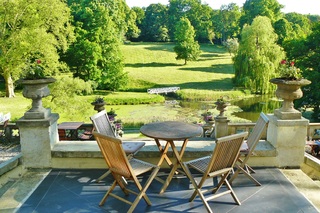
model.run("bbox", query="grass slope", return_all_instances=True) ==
[0,43,245,125]
[122,42,235,91]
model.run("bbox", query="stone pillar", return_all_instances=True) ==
[267,114,308,168]
[16,112,59,168]
[214,116,230,138]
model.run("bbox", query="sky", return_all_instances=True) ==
[125,0,320,15]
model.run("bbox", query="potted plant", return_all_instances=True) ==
[91,97,106,112]
[201,110,213,123]
[214,96,230,117]
[269,59,311,119]
[114,119,123,137]
[20,58,56,119]
[107,108,117,122]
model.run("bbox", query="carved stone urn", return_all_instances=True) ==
[91,102,106,112]
[269,78,311,119]
[214,102,230,117]
[21,77,56,119]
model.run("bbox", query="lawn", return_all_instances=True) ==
[0,42,246,125]
[122,42,235,92]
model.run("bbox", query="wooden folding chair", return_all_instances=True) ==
[93,132,159,213]
[229,112,269,186]
[91,110,145,182]
[183,132,248,213]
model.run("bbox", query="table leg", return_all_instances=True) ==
[155,138,173,167]
[159,139,189,194]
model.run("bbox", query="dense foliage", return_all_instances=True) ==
[63,0,128,91]
[289,22,320,119]
[233,16,285,94]
[0,0,74,97]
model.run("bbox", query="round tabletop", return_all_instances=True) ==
[140,121,203,141]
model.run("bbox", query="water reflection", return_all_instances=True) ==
[231,95,281,121]
[179,95,281,122]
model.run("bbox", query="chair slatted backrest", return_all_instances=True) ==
[207,132,248,174]
[94,132,132,178]
[90,110,116,137]
[246,112,269,152]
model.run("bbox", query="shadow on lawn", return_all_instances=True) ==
[125,62,180,68]
[179,64,234,74]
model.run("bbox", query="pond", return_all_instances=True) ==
[113,95,282,127]
[180,95,281,122]
[231,95,281,122]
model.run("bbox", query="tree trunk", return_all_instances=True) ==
[5,74,15,98]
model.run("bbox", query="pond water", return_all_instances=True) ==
[231,95,281,122]
[114,95,282,126]
[179,95,281,122]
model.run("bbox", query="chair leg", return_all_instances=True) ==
[198,188,213,213]
[240,166,261,186]
[224,178,241,205]
[128,167,160,213]
[245,164,256,173]
[238,157,256,173]
[183,164,207,202]
[229,166,240,184]
[100,180,117,206]
[229,164,261,186]
[96,170,111,183]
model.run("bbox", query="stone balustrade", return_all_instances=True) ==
[6,114,320,170]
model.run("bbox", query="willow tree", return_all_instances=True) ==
[0,0,74,97]
[233,16,285,94]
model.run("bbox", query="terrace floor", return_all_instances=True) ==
[1,167,320,212]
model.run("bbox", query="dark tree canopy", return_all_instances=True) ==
[289,22,320,119]
[141,4,169,42]
[64,0,128,91]
[240,0,283,27]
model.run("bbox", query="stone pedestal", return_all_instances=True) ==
[16,113,59,168]
[267,114,308,168]
[202,121,214,137]
[214,116,230,138]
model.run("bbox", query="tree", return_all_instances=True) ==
[240,0,283,27]
[129,7,145,41]
[0,0,74,97]
[288,22,320,120]
[273,18,294,45]
[44,76,93,121]
[233,16,285,94]
[65,0,128,91]
[140,4,169,42]
[125,7,141,41]
[224,38,239,55]
[168,0,213,42]
[285,13,312,39]
[185,3,213,42]
[173,17,201,65]
[218,3,242,42]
